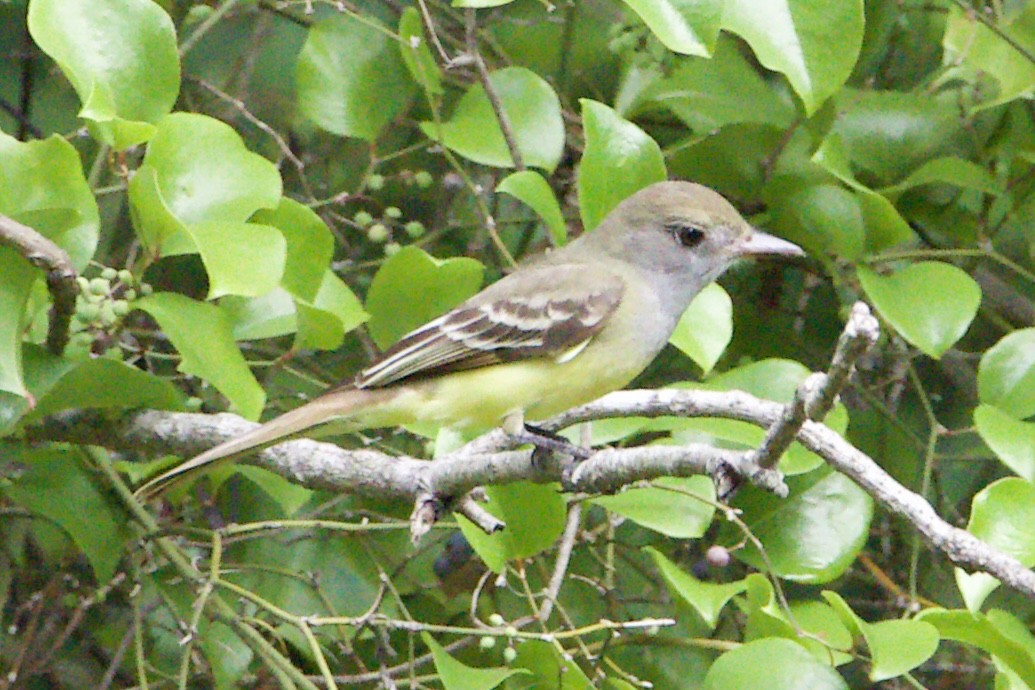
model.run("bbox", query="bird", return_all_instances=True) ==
[135,181,803,498]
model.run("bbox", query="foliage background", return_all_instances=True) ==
[3,0,1035,688]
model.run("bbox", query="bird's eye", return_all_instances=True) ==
[668,222,706,248]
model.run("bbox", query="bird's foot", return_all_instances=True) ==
[509,425,592,492]
[516,424,591,464]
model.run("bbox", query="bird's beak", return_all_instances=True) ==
[738,228,805,258]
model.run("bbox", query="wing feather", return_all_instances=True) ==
[354,265,624,389]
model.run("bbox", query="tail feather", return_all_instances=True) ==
[135,387,384,499]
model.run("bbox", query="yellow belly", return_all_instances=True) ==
[351,341,650,431]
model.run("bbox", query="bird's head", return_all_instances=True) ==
[590,181,803,286]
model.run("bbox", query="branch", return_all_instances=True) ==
[0,213,78,356]
[23,382,1035,599]
[751,301,880,472]
[551,389,1035,599]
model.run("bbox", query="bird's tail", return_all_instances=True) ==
[134,386,388,500]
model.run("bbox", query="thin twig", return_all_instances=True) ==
[951,0,1035,67]
[190,77,305,171]
[416,0,453,65]
[538,501,581,624]
[180,0,242,56]
[0,213,78,356]
[464,9,525,171]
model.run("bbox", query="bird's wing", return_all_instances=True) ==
[354,264,624,389]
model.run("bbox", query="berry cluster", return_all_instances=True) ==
[353,206,427,257]
[69,266,152,356]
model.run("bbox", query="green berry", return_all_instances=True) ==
[384,241,402,256]
[123,288,137,302]
[76,302,100,322]
[503,647,517,664]
[101,267,117,280]
[479,636,497,650]
[140,283,154,296]
[117,269,134,285]
[414,170,433,188]
[367,173,385,191]
[488,613,505,626]
[504,625,518,638]
[98,303,117,327]
[384,206,402,220]
[367,223,390,243]
[76,276,90,293]
[89,277,110,296]
[404,220,425,238]
[185,396,204,412]
[353,210,374,227]
[184,5,214,26]
[112,299,131,317]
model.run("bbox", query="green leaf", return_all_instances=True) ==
[920,608,1035,689]
[728,467,872,583]
[511,640,594,690]
[0,133,99,397]
[253,198,334,303]
[593,476,715,538]
[423,633,528,690]
[857,263,981,359]
[364,245,483,349]
[223,271,369,352]
[4,449,133,581]
[129,113,282,256]
[812,134,915,250]
[136,292,265,420]
[297,14,415,141]
[669,283,732,373]
[975,404,1035,482]
[298,270,369,350]
[744,597,853,666]
[399,7,443,96]
[619,37,796,131]
[420,67,564,171]
[765,180,866,260]
[577,99,666,230]
[822,591,939,681]
[944,4,1035,108]
[646,547,746,628]
[829,90,962,183]
[222,290,297,342]
[199,622,252,690]
[190,221,286,299]
[620,0,723,56]
[882,157,1003,198]
[222,198,364,349]
[978,328,1035,419]
[231,525,382,619]
[0,254,37,398]
[27,0,179,149]
[457,482,566,573]
[956,478,1035,610]
[21,348,183,422]
[0,133,99,268]
[722,0,863,115]
[497,170,566,245]
[704,638,848,690]
[234,466,314,517]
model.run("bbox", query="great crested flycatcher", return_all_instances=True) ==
[136,181,803,498]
